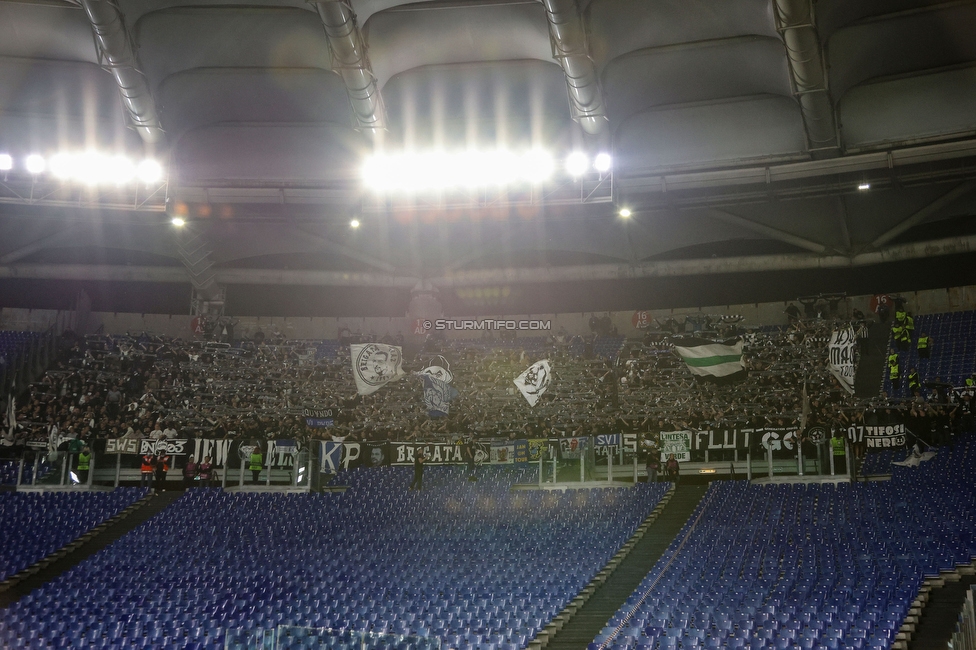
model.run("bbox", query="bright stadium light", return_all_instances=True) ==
[362,149,556,193]
[520,149,555,185]
[137,159,163,184]
[171,217,186,227]
[49,152,159,185]
[594,152,612,173]
[565,151,589,177]
[350,219,360,228]
[858,182,871,191]
[25,154,45,174]
[0,154,12,171]
[619,208,632,218]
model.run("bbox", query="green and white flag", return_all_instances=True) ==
[672,338,745,379]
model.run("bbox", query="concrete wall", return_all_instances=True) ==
[3,284,976,340]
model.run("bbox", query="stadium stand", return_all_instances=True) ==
[0,467,669,650]
[590,434,976,650]
[883,310,976,399]
[0,488,147,582]
[1,317,857,449]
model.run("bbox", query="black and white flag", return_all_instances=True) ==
[514,360,551,407]
[827,327,856,394]
[350,343,405,395]
[417,356,454,384]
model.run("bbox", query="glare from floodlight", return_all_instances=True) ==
[521,149,555,185]
[171,217,185,227]
[619,208,632,218]
[25,154,45,174]
[137,159,163,184]
[594,153,612,173]
[0,154,12,171]
[362,148,556,193]
[350,219,360,228]
[858,182,871,191]
[565,151,589,177]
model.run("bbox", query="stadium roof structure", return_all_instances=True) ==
[1,0,976,315]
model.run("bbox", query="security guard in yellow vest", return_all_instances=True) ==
[888,351,900,389]
[830,433,847,474]
[77,446,91,485]
[249,448,263,485]
[892,324,910,350]
[907,368,921,394]
[916,333,932,359]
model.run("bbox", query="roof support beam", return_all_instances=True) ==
[6,234,976,286]
[870,180,976,249]
[541,0,607,136]
[700,208,828,254]
[773,0,838,151]
[0,225,79,265]
[310,0,387,135]
[430,233,976,286]
[79,0,165,145]
[0,264,418,287]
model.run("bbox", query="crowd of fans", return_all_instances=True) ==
[0,304,971,459]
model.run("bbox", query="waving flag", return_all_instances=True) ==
[514,360,552,407]
[350,343,405,395]
[418,356,454,384]
[673,338,745,380]
[5,395,14,437]
[421,375,459,417]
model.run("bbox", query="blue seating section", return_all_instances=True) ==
[0,488,147,583]
[591,437,976,650]
[882,310,976,397]
[0,331,41,363]
[0,467,669,650]
[0,460,54,486]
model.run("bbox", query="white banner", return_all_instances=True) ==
[350,343,405,395]
[514,360,552,407]
[828,327,856,394]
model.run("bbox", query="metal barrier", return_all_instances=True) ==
[224,625,442,650]
[949,586,976,650]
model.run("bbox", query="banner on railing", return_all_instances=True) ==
[527,439,549,462]
[595,434,621,448]
[845,423,907,448]
[141,439,190,455]
[660,431,692,462]
[490,442,515,464]
[105,438,140,454]
[319,441,491,472]
[558,437,587,459]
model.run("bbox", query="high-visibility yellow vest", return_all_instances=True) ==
[917,336,930,350]
[248,452,263,471]
[77,452,91,471]
[831,437,846,456]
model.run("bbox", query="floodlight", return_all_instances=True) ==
[857,182,870,191]
[521,149,555,184]
[25,154,45,174]
[137,159,163,184]
[565,151,589,177]
[350,219,360,228]
[171,217,186,227]
[619,208,632,218]
[0,154,12,171]
[594,153,612,173]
